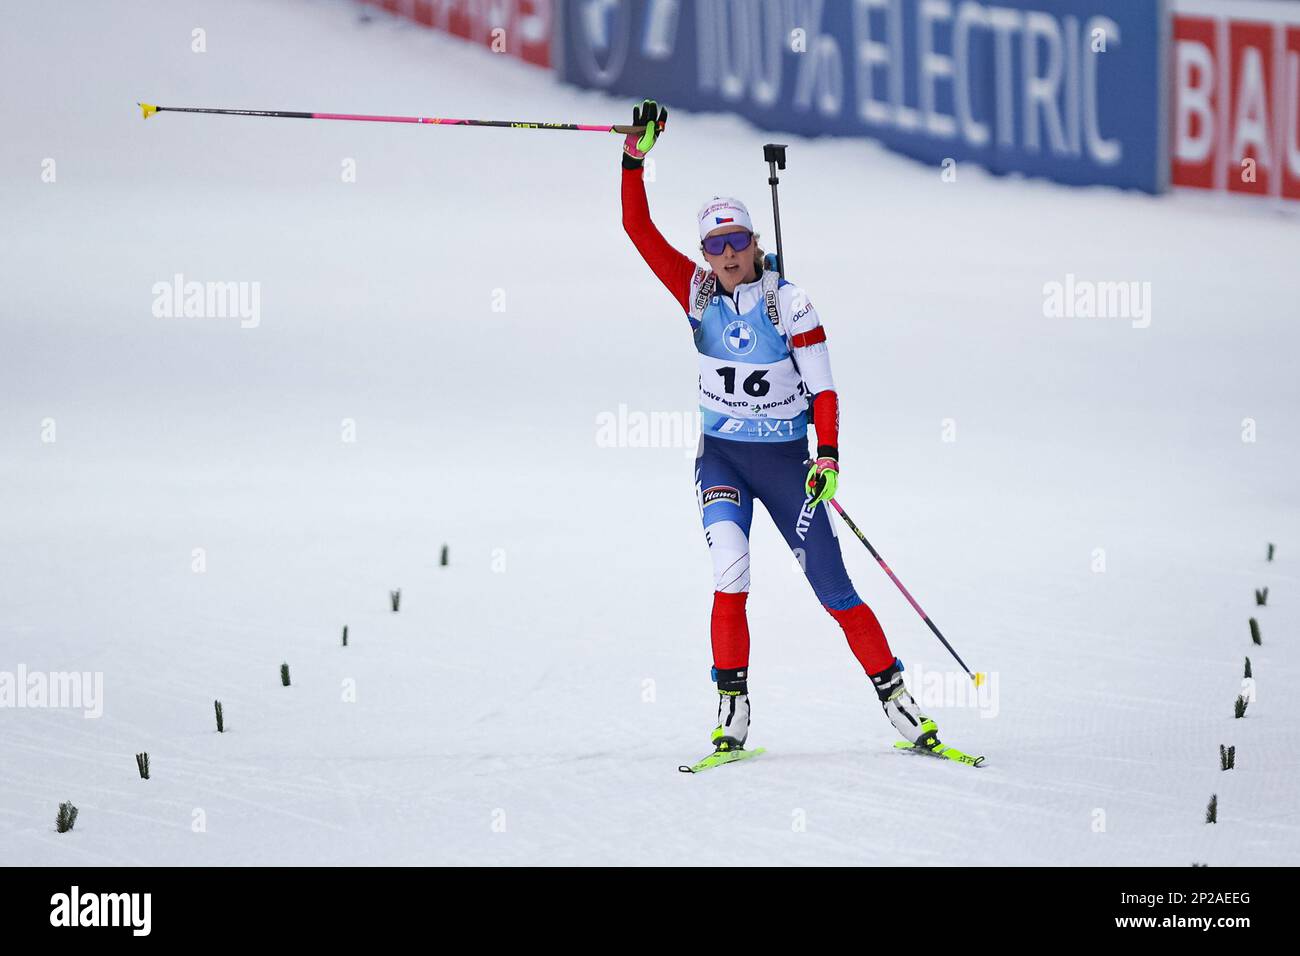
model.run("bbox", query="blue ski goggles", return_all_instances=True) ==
[701,230,754,256]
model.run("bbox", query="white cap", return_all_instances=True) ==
[697,196,753,240]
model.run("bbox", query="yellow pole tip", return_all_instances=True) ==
[139,102,158,120]
[973,672,986,687]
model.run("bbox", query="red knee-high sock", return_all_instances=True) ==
[827,603,895,675]
[711,591,750,669]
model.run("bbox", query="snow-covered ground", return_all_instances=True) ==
[2,0,1297,866]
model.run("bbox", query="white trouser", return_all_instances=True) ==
[706,520,750,593]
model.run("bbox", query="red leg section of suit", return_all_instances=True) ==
[711,591,750,669]
[827,602,895,675]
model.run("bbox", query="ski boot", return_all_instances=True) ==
[870,658,940,749]
[679,666,770,773]
[712,690,751,752]
[711,667,751,752]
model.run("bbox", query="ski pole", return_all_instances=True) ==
[828,498,984,685]
[137,102,652,135]
[762,144,788,279]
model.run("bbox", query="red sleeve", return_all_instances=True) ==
[812,390,839,456]
[622,165,698,312]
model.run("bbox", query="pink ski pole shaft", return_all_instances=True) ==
[137,102,651,135]
[828,498,980,682]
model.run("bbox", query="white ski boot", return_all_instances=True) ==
[711,690,751,752]
[870,659,940,747]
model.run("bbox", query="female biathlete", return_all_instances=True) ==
[620,99,941,762]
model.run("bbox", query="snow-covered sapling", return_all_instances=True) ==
[1219,745,1235,771]
[56,801,78,833]
[1205,794,1217,824]
[390,588,401,612]
[342,625,348,647]
[1267,543,1275,561]
[281,663,291,687]
[1254,587,1268,606]
[1234,696,1248,719]
[214,699,224,733]
[1249,618,1261,645]
[440,544,449,567]
[1244,657,1252,679]
[136,752,150,780]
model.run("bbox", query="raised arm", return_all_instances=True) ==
[619,99,696,312]
[622,167,698,312]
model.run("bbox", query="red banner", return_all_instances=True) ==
[367,0,553,69]
[1171,2,1300,201]
[1286,26,1300,200]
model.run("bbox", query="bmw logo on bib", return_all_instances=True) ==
[723,320,756,356]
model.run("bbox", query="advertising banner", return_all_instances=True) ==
[367,0,554,68]
[1171,0,1300,200]
[560,0,1166,191]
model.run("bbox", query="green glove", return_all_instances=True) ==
[805,456,839,505]
[622,99,667,168]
